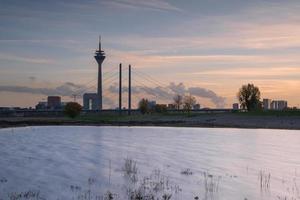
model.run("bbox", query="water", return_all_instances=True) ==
[0,126,299,200]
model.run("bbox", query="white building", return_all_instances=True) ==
[270,101,277,110]
[277,100,288,110]
[263,99,272,110]
[270,100,288,110]
[263,98,288,111]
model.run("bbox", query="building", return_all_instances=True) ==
[35,102,47,110]
[167,104,176,110]
[60,102,69,107]
[83,93,99,110]
[83,37,106,111]
[277,100,288,110]
[94,36,106,110]
[263,98,288,111]
[0,107,11,111]
[270,101,277,110]
[263,99,272,110]
[148,101,156,109]
[47,96,61,110]
[270,100,288,110]
[155,104,167,112]
[193,104,201,110]
[232,103,239,110]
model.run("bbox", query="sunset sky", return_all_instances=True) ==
[0,0,300,108]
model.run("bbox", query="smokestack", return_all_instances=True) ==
[128,64,131,115]
[119,63,122,114]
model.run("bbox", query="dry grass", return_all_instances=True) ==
[258,170,271,190]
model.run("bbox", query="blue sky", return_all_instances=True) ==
[0,0,300,108]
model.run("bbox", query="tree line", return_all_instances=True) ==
[138,94,198,114]
[62,83,276,118]
[138,83,268,114]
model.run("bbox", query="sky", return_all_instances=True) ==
[0,0,300,108]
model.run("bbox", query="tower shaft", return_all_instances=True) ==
[119,63,122,114]
[97,62,102,110]
[128,65,131,115]
[94,36,105,110]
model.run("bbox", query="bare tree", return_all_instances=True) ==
[64,102,82,118]
[138,98,149,114]
[237,83,261,111]
[173,94,183,110]
[183,94,196,112]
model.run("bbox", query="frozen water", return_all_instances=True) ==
[0,126,299,200]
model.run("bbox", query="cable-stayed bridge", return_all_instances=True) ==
[71,65,182,110]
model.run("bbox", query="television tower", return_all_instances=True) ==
[94,36,106,110]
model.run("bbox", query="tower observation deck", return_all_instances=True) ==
[94,36,106,110]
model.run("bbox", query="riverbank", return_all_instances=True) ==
[1,112,300,130]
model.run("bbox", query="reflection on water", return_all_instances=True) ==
[0,126,299,200]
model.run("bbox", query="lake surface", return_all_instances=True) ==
[0,126,299,200]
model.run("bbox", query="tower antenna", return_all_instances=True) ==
[99,35,101,51]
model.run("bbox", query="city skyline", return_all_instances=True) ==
[0,0,300,108]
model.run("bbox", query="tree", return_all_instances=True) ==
[154,104,167,113]
[237,83,261,111]
[173,94,183,110]
[64,102,82,118]
[138,98,149,114]
[183,94,197,112]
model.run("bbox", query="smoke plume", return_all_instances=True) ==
[0,82,92,97]
[108,82,226,108]
[0,82,226,108]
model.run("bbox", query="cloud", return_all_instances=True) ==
[103,96,116,108]
[28,76,37,82]
[0,82,93,97]
[169,82,226,108]
[0,81,123,108]
[108,47,300,71]
[0,53,54,64]
[187,66,300,80]
[107,82,226,108]
[109,26,300,57]
[0,39,88,54]
[188,87,226,108]
[102,0,181,12]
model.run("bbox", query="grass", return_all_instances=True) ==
[7,190,41,200]
[180,168,193,175]
[202,172,221,198]
[76,113,183,123]
[2,109,300,129]
[258,170,271,190]
[2,158,299,200]
[121,159,182,200]
[122,158,138,183]
[76,112,216,123]
[67,158,182,200]
[233,110,300,117]
[77,110,300,123]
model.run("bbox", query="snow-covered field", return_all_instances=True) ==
[0,126,299,200]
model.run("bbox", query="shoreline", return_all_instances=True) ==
[1,113,300,130]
